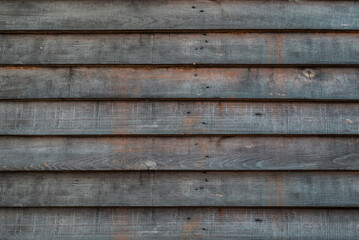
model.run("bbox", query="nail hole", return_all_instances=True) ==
[255,113,263,116]
[202,122,207,124]
[192,6,196,9]
[255,219,262,222]
[200,10,204,12]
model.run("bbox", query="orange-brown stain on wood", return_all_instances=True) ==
[181,68,200,82]
[276,35,284,64]
[268,173,274,206]
[110,70,128,96]
[112,210,129,240]
[267,35,274,64]
[109,138,130,169]
[277,173,285,206]
[111,104,129,135]
[275,68,287,97]
[183,110,201,133]
[217,208,224,224]
[218,102,224,118]
[182,216,201,240]
[267,34,284,64]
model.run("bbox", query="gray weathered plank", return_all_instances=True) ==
[1,67,359,100]
[1,136,359,171]
[1,172,358,207]
[1,101,359,135]
[1,33,358,65]
[1,0,358,31]
[1,207,359,240]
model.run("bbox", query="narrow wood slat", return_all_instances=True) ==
[1,0,358,31]
[1,67,359,100]
[1,172,358,207]
[2,208,359,240]
[1,136,359,171]
[1,101,359,135]
[1,33,358,65]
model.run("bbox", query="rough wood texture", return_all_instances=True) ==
[1,136,359,171]
[1,101,359,135]
[1,0,358,31]
[1,33,358,65]
[1,172,358,207]
[1,67,359,100]
[2,208,359,240]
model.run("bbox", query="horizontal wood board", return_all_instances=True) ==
[1,67,359,100]
[1,1,359,239]
[1,208,359,240]
[1,136,359,171]
[1,171,359,207]
[1,33,358,65]
[1,101,359,135]
[1,0,359,31]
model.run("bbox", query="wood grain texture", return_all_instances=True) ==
[1,136,359,171]
[1,67,359,100]
[1,33,358,65]
[1,0,358,31]
[1,172,359,207]
[2,208,359,240]
[1,101,359,135]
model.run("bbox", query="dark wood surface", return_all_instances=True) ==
[2,207,359,240]
[1,33,358,65]
[1,171,358,207]
[1,67,359,100]
[1,0,358,31]
[1,136,359,171]
[1,101,359,135]
[1,0,358,238]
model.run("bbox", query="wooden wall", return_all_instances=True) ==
[0,0,359,239]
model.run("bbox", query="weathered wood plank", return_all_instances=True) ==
[1,67,359,100]
[1,208,359,240]
[1,136,359,171]
[1,101,359,135]
[1,172,358,207]
[1,0,358,31]
[1,33,358,65]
